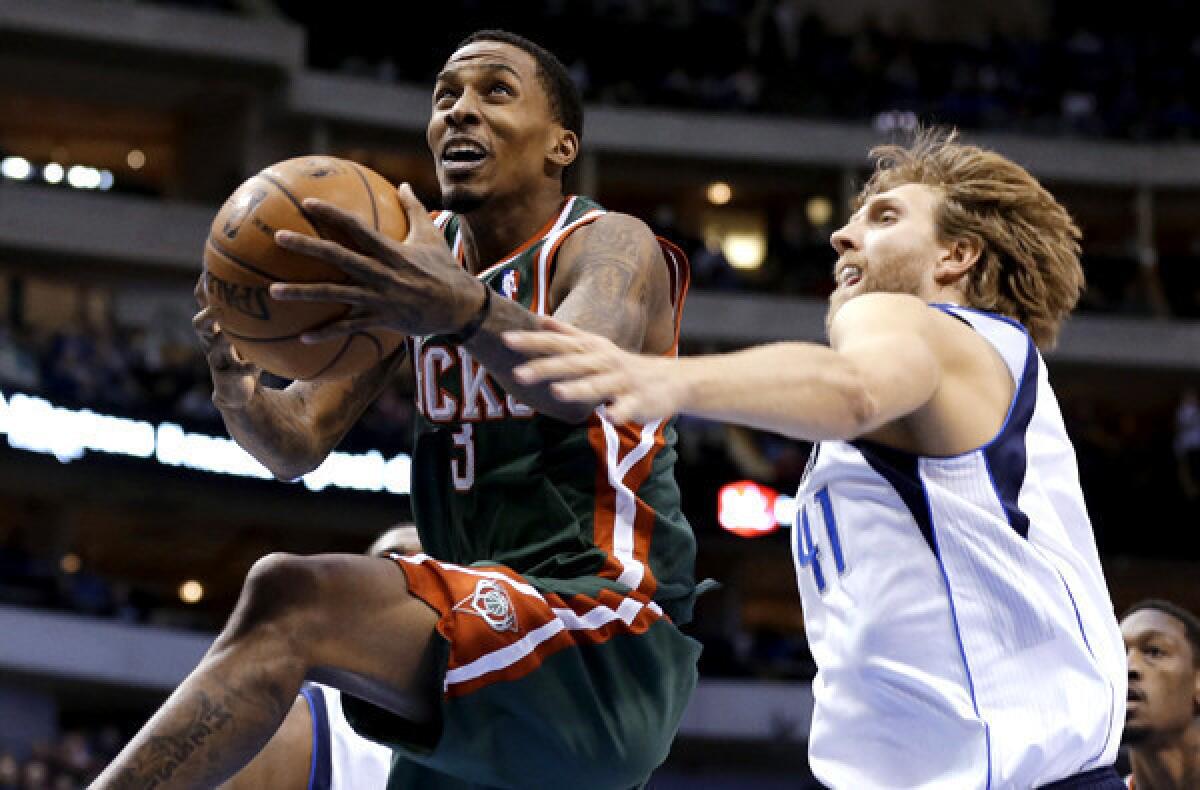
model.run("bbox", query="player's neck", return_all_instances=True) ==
[458,188,567,274]
[1130,726,1200,790]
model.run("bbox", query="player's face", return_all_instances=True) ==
[1121,609,1200,745]
[428,41,562,213]
[826,183,944,329]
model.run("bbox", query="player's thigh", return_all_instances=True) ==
[218,693,311,790]
[242,553,441,706]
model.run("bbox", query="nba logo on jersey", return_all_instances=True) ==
[454,579,519,632]
[500,269,520,300]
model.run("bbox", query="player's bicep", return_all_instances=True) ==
[829,294,943,429]
[549,214,668,352]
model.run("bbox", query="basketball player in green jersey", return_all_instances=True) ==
[95,30,700,790]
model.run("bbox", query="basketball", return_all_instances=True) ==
[202,156,408,381]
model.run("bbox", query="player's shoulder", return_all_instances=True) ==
[830,294,998,366]
[556,210,664,273]
[829,293,941,342]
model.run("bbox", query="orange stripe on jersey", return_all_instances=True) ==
[587,414,621,571]
[586,413,669,597]
[621,419,669,598]
[390,555,663,698]
[656,237,691,356]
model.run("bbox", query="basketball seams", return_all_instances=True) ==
[308,334,356,380]
[258,172,320,234]
[346,162,381,231]
[206,238,278,282]
[207,156,398,381]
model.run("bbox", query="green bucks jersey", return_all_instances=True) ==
[408,196,699,622]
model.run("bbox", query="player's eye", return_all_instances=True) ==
[1145,645,1166,658]
[490,82,514,96]
[435,88,458,104]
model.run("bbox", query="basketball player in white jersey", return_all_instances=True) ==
[220,527,421,790]
[1120,599,1200,789]
[507,128,1128,788]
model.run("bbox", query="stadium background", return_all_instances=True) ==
[0,0,1198,786]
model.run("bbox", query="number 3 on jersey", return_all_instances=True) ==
[793,487,846,594]
[451,424,474,491]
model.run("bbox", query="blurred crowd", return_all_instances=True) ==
[136,0,1200,142]
[0,728,125,790]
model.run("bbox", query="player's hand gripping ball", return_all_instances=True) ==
[202,156,408,380]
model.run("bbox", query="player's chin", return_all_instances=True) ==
[441,183,489,215]
[1119,720,1152,746]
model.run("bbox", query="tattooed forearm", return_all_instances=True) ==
[109,691,235,790]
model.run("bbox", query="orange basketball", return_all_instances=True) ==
[202,156,408,381]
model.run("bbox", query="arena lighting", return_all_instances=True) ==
[717,480,799,536]
[179,580,204,604]
[43,162,64,184]
[806,195,834,227]
[0,157,33,180]
[127,149,146,170]
[0,389,412,495]
[722,231,766,270]
[719,481,781,537]
[60,553,82,574]
[706,181,733,205]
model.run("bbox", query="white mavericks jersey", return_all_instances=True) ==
[300,683,392,790]
[792,305,1125,789]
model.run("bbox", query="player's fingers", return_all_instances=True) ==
[302,198,394,259]
[513,351,609,384]
[194,275,209,307]
[503,329,588,358]
[274,229,386,285]
[299,318,383,344]
[605,394,652,425]
[537,315,596,339]
[192,307,221,346]
[396,183,439,243]
[269,282,368,304]
[207,343,257,375]
[549,370,629,404]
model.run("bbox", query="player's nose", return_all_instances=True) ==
[446,88,482,127]
[830,221,858,255]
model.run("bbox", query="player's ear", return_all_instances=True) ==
[547,128,579,170]
[934,234,983,286]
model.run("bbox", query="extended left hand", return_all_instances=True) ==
[506,317,687,424]
[270,183,485,341]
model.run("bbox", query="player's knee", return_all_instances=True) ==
[226,552,329,645]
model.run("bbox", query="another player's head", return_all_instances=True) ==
[428,30,582,214]
[1120,599,1200,746]
[829,127,1084,349]
[367,523,422,558]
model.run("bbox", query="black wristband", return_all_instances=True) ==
[446,281,492,345]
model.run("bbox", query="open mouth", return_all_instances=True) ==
[836,264,863,289]
[440,139,489,175]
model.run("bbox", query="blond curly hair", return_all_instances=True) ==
[856,128,1084,349]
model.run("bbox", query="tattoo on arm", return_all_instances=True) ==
[553,216,662,351]
[110,691,235,790]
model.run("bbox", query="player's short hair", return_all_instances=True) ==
[458,29,584,148]
[856,127,1084,350]
[1123,598,1200,668]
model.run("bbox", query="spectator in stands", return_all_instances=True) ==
[1175,388,1200,500]
[1121,599,1200,789]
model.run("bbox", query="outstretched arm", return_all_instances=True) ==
[507,293,943,440]
[271,188,671,423]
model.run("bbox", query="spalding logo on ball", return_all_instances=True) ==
[203,156,408,381]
